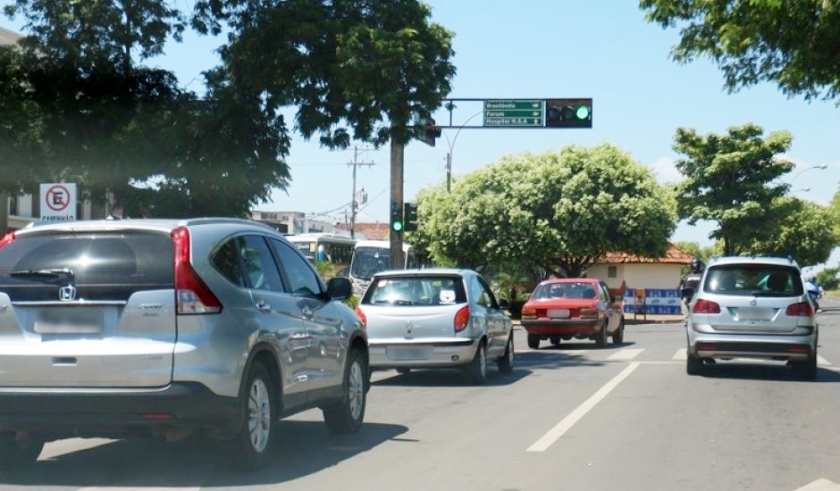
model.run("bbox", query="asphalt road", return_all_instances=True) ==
[2,298,840,491]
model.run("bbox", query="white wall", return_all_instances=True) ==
[589,263,683,290]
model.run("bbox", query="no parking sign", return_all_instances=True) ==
[39,183,77,222]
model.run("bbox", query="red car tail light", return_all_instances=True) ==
[786,302,814,317]
[520,306,536,320]
[693,299,721,314]
[454,306,470,332]
[172,226,222,315]
[355,307,367,328]
[0,231,15,250]
[579,308,598,319]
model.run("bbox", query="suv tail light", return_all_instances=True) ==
[693,299,721,314]
[786,302,814,317]
[355,307,367,328]
[454,306,470,332]
[0,231,15,250]
[172,226,222,314]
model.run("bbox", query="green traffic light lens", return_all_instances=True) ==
[575,105,590,120]
[393,222,403,232]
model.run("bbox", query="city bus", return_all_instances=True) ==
[286,233,356,279]
[349,240,418,298]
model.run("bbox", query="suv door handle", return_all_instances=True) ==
[301,307,314,319]
[255,300,271,312]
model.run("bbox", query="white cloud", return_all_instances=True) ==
[649,157,682,185]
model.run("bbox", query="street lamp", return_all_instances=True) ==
[443,110,484,192]
[789,163,828,186]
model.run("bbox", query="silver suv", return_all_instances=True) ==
[0,218,369,469]
[684,256,818,380]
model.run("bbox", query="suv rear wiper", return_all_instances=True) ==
[10,268,75,282]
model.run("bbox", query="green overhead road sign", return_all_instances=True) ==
[483,99,544,127]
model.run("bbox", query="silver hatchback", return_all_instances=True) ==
[0,218,368,469]
[684,256,818,379]
[355,268,514,384]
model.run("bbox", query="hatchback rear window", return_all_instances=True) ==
[362,276,467,306]
[703,265,803,297]
[0,231,174,301]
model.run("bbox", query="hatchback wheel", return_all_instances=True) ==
[595,322,609,348]
[323,348,367,433]
[231,362,275,470]
[496,336,515,374]
[527,334,540,350]
[467,340,488,384]
[0,433,43,471]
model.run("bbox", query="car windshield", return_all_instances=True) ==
[362,276,466,306]
[703,265,804,296]
[532,282,598,300]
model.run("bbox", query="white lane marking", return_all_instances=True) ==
[39,438,115,461]
[672,348,687,360]
[607,348,644,361]
[794,478,840,491]
[817,355,832,366]
[527,362,641,452]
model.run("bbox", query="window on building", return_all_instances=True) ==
[607,266,617,278]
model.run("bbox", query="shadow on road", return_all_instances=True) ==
[695,363,840,383]
[0,421,407,487]
[372,364,530,387]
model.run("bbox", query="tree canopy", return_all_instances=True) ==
[1,0,455,217]
[412,144,677,279]
[640,0,840,102]
[672,124,793,255]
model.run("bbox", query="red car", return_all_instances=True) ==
[521,278,625,349]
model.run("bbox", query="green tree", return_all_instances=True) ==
[742,197,837,268]
[414,144,677,278]
[815,266,840,292]
[640,0,840,102]
[192,0,456,147]
[672,124,793,255]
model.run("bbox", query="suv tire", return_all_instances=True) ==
[686,351,703,376]
[231,362,276,470]
[323,348,367,434]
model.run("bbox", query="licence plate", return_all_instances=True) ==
[35,308,104,334]
[387,345,431,361]
[547,309,570,319]
[737,307,772,321]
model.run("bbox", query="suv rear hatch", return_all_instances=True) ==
[0,229,177,388]
[694,264,811,334]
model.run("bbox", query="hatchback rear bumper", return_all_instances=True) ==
[368,339,478,368]
[0,382,240,437]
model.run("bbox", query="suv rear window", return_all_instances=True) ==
[703,264,803,297]
[362,275,467,306]
[0,231,174,302]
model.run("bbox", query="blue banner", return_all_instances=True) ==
[623,288,681,315]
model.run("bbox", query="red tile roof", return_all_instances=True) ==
[598,244,694,265]
[335,222,390,240]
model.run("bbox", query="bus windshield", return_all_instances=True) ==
[350,247,391,281]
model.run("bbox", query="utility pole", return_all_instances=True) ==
[389,141,405,270]
[347,146,374,239]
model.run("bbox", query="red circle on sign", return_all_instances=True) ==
[45,185,70,212]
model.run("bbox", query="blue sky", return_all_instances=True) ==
[3,0,839,271]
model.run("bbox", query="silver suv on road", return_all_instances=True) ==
[684,256,818,380]
[0,218,369,470]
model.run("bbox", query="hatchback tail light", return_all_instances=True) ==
[355,307,367,329]
[172,226,222,314]
[0,231,15,250]
[692,299,721,314]
[786,302,814,317]
[454,306,470,332]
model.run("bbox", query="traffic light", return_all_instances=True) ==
[404,202,418,232]
[417,118,441,147]
[545,98,592,128]
[390,201,404,234]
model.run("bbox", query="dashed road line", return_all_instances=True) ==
[607,348,645,361]
[672,348,687,360]
[527,362,641,452]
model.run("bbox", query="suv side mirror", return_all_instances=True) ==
[327,277,352,301]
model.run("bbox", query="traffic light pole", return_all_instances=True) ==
[389,141,405,270]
